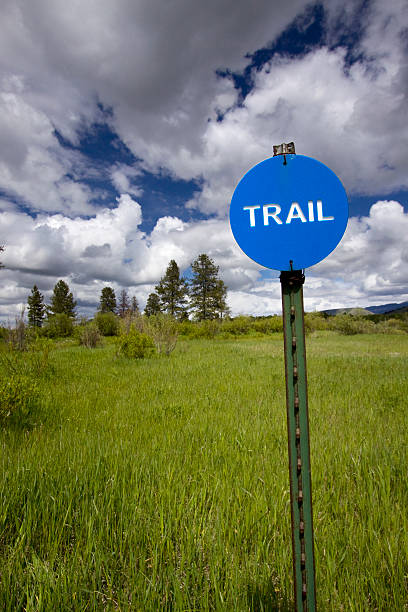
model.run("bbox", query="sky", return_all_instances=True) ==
[0,0,408,321]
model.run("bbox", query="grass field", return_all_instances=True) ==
[0,332,407,610]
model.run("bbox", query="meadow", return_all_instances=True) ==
[0,332,407,610]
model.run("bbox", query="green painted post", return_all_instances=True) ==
[280,269,316,611]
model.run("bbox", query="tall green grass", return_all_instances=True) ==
[0,332,407,610]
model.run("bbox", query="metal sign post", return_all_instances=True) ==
[229,141,349,612]
[280,267,316,611]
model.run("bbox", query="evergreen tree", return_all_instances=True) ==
[214,279,230,319]
[27,285,46,327]
[130,296,139,314]
[144,292,161,316]
[155,259,188,318]
[99,287,117,313]
[117,289,130,318]
[189,254,228,320]
[49,280,76,318]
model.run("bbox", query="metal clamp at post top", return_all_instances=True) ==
[273,141,296,166]
[280,269,305,287]
[273,142,296,156]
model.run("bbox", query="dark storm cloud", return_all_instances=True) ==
[82,243,112,258]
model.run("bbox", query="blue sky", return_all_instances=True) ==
[0,0,407,319]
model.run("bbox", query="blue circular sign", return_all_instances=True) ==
[229,154,348,271]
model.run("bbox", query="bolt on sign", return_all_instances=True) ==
[229,144,349,612]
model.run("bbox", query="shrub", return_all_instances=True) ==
[178,320,220,339]
[117,328,155,359]
[6,309,29,350]
[178,316,284,339]
[375,319,407,334]
[329,315,376,335]
[78,323,102,348]
[253,316,283,334]
[201,320,221,338]
[0,337,53,380]
[146,314,179,355]
[26,337,54,377]
[178,320,196,337]
[220,316,253,336]
[196,320,221,339]
[120,312,146,335]
[43,314,74,338]
[0,336,52,427]
[304,313,329,334]
[0,374,40,425]
[94,312,119,336]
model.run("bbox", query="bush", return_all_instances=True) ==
[0,335,52,427]
[179,315,283,339]
[178,320,220,339]
[26,337,54,377]
[43,314,74,338]
[304,313,329,334]
[77,323,102,348]
[220,316,253,336]
[0,374,40,425]
[178,320,196,337]
[146,314,179,355]
[119,312,146,335]
[199,320,221,339]
[329,315,376,335]
[6,309,29,350]
[117,328,155,359]
[375,319,407,334]
[253,316,283,334]
[94,312,119,336]
[0,337,53,380]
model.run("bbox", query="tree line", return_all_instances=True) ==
[145,254,228,320]
[26,253,229,327]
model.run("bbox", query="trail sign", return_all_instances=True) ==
[229,146,349,611]
[229,154,348,270]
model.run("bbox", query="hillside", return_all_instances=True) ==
[323,301,408,316]
[322,307,371,316]
[366,301,408,314]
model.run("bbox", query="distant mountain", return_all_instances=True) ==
[365,301,408,314]
[323,307,371,316]
[386,304,408,314]
[322,301,408,316]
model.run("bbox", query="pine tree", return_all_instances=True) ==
[189,254,228,320]
[117,289,130,318]
[27,285,46,327]
[130,296,139,314]
[214,279,230,319]
[156,260,188,319]
[49,280,76,318]
[99,287,117,313]
[144,292,161,317]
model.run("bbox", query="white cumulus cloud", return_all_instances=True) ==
[1,198,408,321]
